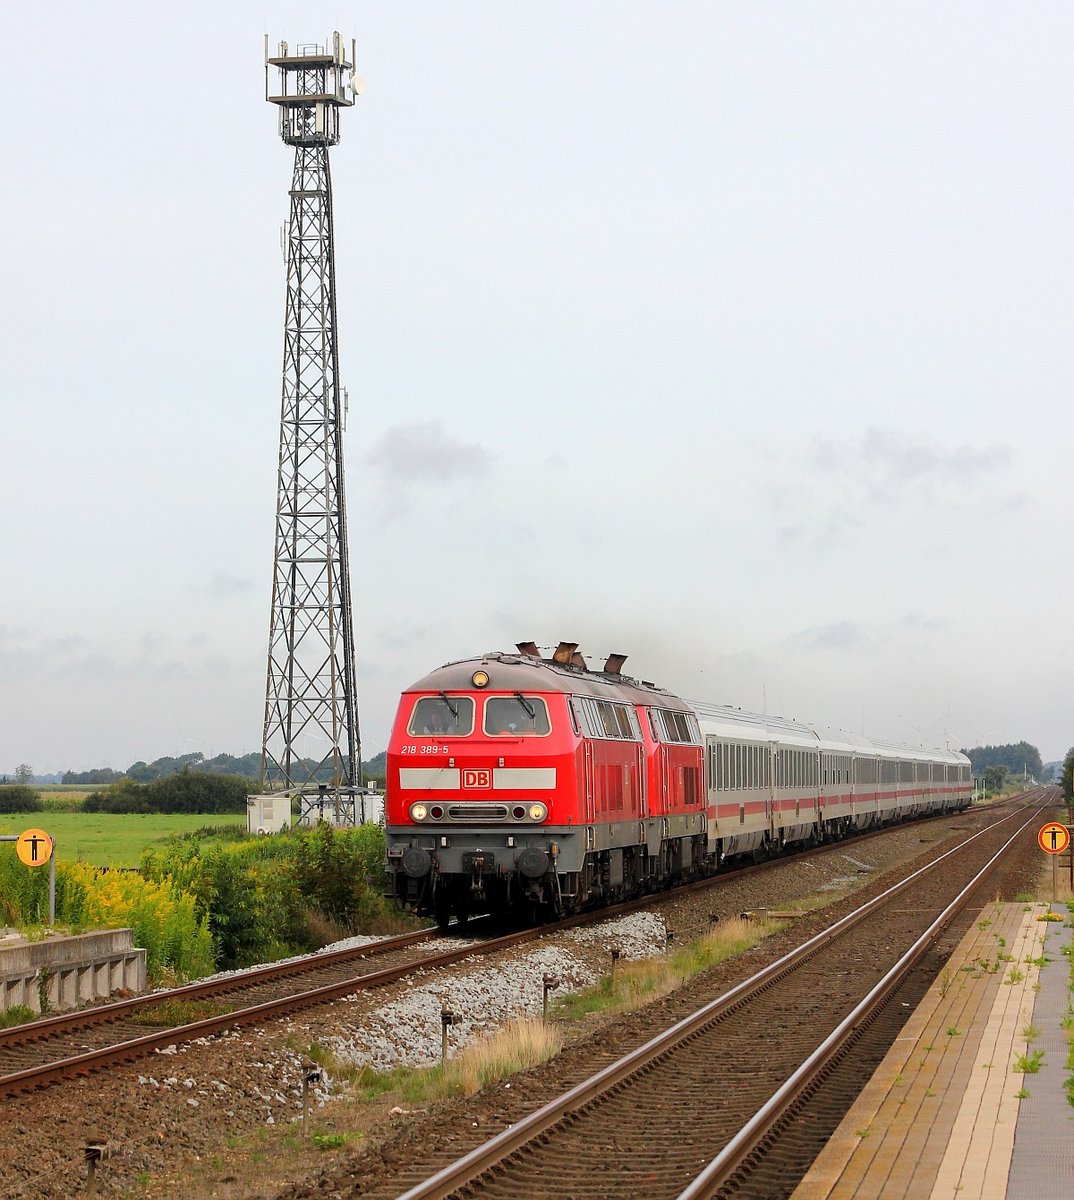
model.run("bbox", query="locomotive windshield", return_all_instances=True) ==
[408,695,475,736]
[484,694,550,736]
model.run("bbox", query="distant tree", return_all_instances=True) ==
[84,769,253,814]
[14,764,33,785]
[0,785,42,813]
[362,750,387,787]
[126,751,208,782]
[962,742,1043,781]
[62,767,124,785]
[1062,748,1074,807]
[199,752,261,779]
[982,765,1009,793]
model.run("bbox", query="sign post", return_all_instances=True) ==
[3,829,56,925]
[1038,822,1071,903]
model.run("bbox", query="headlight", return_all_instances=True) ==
[410,803,428,821]
[529,802,547,822]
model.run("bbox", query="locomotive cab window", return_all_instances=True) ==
[649,709,702,744]
[408,695,475,737]
[485,695,551,736]
[572,697,641,741]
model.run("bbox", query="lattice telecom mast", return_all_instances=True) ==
[261,33,363,824]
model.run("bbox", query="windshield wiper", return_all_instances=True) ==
[439,691,459,723]
[514,691,536,720]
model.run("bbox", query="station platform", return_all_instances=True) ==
[791,900,1074,1200]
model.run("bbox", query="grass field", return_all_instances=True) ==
[0,812,246,867]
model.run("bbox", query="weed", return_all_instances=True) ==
[0,1005,36,1029]
[938,968,953,998]
[1005,967,1026,986]
[924,1088,936,1097]
[1013,1050,1045,1074]
[345,1016,564,1108]
[130,998,231,1027]
[946,1027,962,1038]
[311,1133,349,1151]
[998,952,1014,963]
[1015,1088,1029,1099]
[1024,956,1050,968]
[978,920,992,930]
[555,917,770,1022]
[1022,1023,1040,1043]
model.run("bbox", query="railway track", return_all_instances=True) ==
[0,796,1020,1101]
[383,797,1048,1200]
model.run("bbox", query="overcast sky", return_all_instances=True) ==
[2,2,1071,776]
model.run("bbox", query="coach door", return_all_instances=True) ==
[766,743,775,823]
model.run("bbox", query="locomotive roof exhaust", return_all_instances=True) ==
[552,641,578,665]
[515,641,626,674]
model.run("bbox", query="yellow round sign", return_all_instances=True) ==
[15,828,53,867]
[1037,822,1070,855]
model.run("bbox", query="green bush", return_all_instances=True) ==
[0,785,43,813]
[142,823,402,970]
[84,770,252,815]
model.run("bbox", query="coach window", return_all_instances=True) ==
[409,695,475,737]
[485,695,551,736]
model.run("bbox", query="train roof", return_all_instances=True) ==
[402,651,691,709]
[404,649,968,765]
[689,699,967,764]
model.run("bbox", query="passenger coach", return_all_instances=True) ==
[384,643,971,926]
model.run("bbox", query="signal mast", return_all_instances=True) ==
[260,33,364,825]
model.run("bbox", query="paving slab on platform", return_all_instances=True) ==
[791,901,1055,1200]
[1005,903,1074,1200]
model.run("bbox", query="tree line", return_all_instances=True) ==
[61,749,387,787]
[959,741,1043,781]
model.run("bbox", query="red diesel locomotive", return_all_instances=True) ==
[384,642,971,926]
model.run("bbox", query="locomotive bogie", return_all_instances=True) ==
[384,650,972,925]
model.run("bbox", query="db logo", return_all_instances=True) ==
[463,769,491,789]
